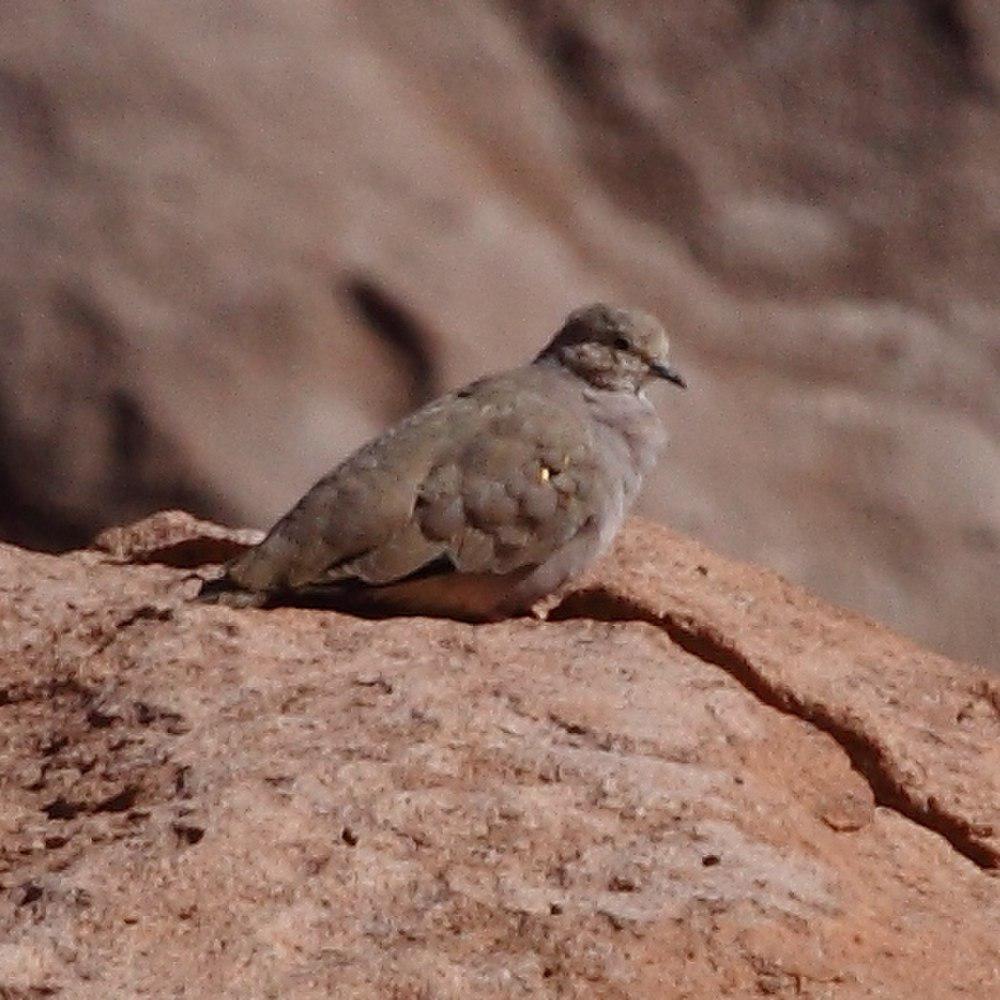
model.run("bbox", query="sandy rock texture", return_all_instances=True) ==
[0,512,997,998]
[1,1,998,668]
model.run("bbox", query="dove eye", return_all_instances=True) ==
[613,336,630,351]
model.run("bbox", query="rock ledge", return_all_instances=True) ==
[0,512,997,998]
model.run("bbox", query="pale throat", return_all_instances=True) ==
[583,384,665,476]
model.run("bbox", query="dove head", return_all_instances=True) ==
[538,303,686,394]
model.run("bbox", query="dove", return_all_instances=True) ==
[198,303,686,620]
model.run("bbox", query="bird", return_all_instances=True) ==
[198,303,686,621]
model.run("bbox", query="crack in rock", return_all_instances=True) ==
[551,587,997,870]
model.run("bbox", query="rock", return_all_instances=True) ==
[0,513,997,997]
[707,196,854,289]
[93,510,263,567]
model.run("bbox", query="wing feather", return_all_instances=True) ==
[228,372,601,594]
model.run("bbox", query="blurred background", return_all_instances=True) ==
[1,1,998,667]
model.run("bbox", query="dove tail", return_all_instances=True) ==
[194,575,270,609]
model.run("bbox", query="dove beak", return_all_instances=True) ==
[650,361,687,389]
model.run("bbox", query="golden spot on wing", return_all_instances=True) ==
[539,466,551,482]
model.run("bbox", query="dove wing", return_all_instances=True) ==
[342,394,602,586]
[229,371,604,594]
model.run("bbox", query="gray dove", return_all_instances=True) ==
[198,303,685,620]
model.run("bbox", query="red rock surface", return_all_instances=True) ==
[1,512,997,997]
[1,2,998,668]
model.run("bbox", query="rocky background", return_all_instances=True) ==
[1,513,997,997]
[1,0,998,666]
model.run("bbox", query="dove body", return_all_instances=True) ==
[201,304,684,620]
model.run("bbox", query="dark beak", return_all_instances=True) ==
[650,361,687,389]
